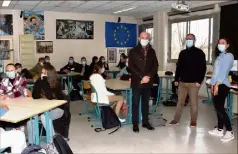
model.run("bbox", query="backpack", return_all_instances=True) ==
[149,113,167,127]
[70,89,82,101]
[47,135,73,154]
[94,106,121,134]
[21,145,47,154]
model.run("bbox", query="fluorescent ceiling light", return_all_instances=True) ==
[113,7,136,14]
[2,0,11,7]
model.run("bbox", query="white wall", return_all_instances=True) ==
[0,9,137,70]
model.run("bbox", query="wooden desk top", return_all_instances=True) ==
[158,71,175,77]
[0,98,67,123]
[107,68,121,72]
[0,105,47,123]
[58,71,81,77]
[106,79,130,90]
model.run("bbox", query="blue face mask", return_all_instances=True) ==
[81,61,86,65]
[218,44,227,53]
[69,60,74,64]
[6,71,16,79]
[186,40,194,48]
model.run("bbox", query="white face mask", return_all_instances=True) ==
[40,62,44,66]
[81,61,86,65]
[140,39,149,47]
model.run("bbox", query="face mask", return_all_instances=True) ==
[185,40,194,48]
[81,61,86,65]
[41,74,47,80]
[101,68,105,74]
[6,71,16,79]
[218,44,227,52]
[140,39,149,47]
[45,59,50,63]
[40,62,44,66]
[126,62,128,66]
[69,60,74,64]
[102,60,105,63]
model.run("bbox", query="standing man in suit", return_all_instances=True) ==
[129,32,159,133]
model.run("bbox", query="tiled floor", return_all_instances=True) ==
[68,100,237,153]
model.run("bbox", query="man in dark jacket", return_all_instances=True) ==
[60,57,80,73]
[169,34,206,127]
[129,32,159,133]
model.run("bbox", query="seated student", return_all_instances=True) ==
[0,63,28,98]
[117,53,127,69]
[90,63,125,122]
[15,63,33,80]
[44,55,51,64]
[29,57,45,80]
[60,57,80,73]
[72,57,91,90]
[29,64,71,140]
[99,56,109,71]
[0,104,27,153]
[116,56,131,80]
[89,56,98,74]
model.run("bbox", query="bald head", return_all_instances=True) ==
[139,32,150,40]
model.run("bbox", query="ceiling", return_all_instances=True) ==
[0,1,224,17]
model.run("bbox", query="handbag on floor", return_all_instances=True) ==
[149,113,167,127]
[94,106,121,134]
[46,135,73,154]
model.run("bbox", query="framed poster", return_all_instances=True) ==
[36,41,53,53]
[56,19,94,39]
[107,48,117,63]
[23,11,45,40]
[0,14,13,36]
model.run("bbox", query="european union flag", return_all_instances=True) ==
[105,22,137,48]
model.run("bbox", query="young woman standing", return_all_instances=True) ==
[209,38,235,142]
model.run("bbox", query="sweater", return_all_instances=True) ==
[175,46,207,84]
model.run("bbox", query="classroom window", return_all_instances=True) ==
[146,27,154,45]
[168,16,214,63]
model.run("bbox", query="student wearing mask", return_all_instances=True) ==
[29,64,71,141]
[44,55,50,64]
[15,63,33,80]
[169,34,206,127]
[0,63,28,98]
[60,57,80,73]
[90,63,125,123]
[129,32,159,133]
[116,56,131,80]
[0,104,27,153]
[99,56,109,71]
[29,57,45,79]
[72,57,90,90]
[117,53,127,69]
[208,38,235,142]
[89,56,98,74]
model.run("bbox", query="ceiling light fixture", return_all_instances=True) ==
[113,7,136,14]
[2,0,11,7]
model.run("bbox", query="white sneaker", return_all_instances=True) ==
[208,128,224,137]
[119,118,126,123]
[221,131,235,142]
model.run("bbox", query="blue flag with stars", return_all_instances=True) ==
[105,22,137,47]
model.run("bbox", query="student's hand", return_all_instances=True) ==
[196,82,201,88]
[129,78,131,81]
[0,95,7,100]
[211,85,214,94]
[0,103,9,111]
[63,69,69,73]
[213,85,219,96]
[141,76,150,84]
[117,77,121,80]
[174,81,179,86]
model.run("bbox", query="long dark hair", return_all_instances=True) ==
[43,64,58,88]
[92,63,102,74]
[117,53,127,67]
[214,37,234,58]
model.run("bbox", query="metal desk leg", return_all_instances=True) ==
[227,92,233,120]
[45,111,53,143]
[127,88,132,124]
[202,84,213,104]
[166,77,169,101]
[33,115,40,145]
[67,76,72,98]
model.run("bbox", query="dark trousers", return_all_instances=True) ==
[132,87,151,125]
[213,84,232,131]
[72,75,87,90]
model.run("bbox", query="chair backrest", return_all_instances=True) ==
[81,80,91,90]
[26,89,32,97]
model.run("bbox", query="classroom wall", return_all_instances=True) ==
[0,9,137,70]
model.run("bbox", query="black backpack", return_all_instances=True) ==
[21,145,47,154]
[70,89,82,101]
[47,135,73,154]
[94,106,121,134]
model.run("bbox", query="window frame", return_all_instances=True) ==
[168,14,214,64]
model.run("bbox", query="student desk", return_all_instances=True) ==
[106,68,121,79]
[105,79,132,124]
[158,71,175,101]
[202,74,213,104]
[0,98,67,145]
[227,85,238,120]
[58,71,82,96]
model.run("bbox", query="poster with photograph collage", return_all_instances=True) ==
[107,48,132,63]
